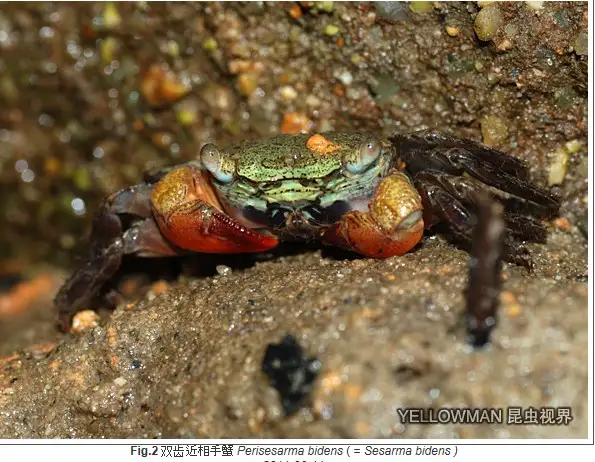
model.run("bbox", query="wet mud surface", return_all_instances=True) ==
[0,2,589,438]
[0,231,588,438]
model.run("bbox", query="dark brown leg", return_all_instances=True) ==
[55,184,181,331]
[391,130,559,217]
[413,171,538,268]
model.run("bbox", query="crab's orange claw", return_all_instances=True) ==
[324,211,424,258]
[151,165,279,253]
[155,203,279,253]
[323,172,424,258]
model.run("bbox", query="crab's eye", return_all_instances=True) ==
[200,143,235,183]
[343,138,382,174]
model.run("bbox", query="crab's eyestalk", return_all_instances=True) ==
[342,137,382,174]
[200,143,236,183]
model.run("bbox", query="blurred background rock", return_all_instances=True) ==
[0,1,587,270]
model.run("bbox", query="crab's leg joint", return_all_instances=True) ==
[322,171,424,258]
[54,193,181,332]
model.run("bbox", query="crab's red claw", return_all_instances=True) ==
[151,165,279,253]
[155,202,278,253]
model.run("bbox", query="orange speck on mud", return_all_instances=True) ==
[150,280,170,296]
[140,63,191,107]
[289,4,302,19]
[553,217,571,230]
[333,83,345,97]
[0,353,21,368]
[133,119,144,131]
[107,326,118,346]
[280,112,312,135]
[25,343,57,357]
[70,309,100,334]
[501,290,522,318]
[306,134,341,155]
[0,274,57,318]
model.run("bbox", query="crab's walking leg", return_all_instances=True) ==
[466,193,505,348]
[390,130,560,268]
[322,171,425,258]
[411,171,534,268]
[391,130,559,216]
[151,165,279,254]
[54,185,181,331]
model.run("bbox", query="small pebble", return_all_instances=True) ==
[237,73,259,96]
[317,1,334,13]
[151,132,173,150]
[525,1,543,11]
[496,38,513,51]
[150,280,169,296]
[535,46,556,67]
[337,70,353,86]
[140,64,190,107]
[99,37,119,63]
[504,23,518,36]
[373,1,409,21]
[480,115,508,147]
[0,274,56,317]
[166,40,180,57]
[553,217,571,231]
[369,73,399,102]
[552,10,571,30]
[216,265,232,276]
[565,139,583,154]
[288,4,302,19]
[305,94,321,107]
[113,376,127,387]
[350,53,363,65]
[71,310,100,333]
[554,86,578,109]
[445,25,460,37]
[280,112,313,134]
[573,32,588,56]
[409,2,433,14]
[548,148,569,185]
[103,2,122,29]
[474,5,502,41]
[279,85,298,101]
[202,37,217,51]
[175,99,199,126]
[323,24,339,36]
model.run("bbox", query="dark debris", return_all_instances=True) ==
[261,334,321,416]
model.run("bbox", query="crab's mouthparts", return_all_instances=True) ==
[244,200,352,229]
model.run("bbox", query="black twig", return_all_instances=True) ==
[466,193,505,348]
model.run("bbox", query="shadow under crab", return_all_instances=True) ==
[54,130,559,331]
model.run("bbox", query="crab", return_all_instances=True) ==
[54,130,559,331]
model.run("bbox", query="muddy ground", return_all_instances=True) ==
[0,2,589,438]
